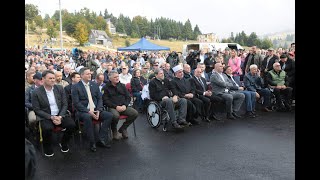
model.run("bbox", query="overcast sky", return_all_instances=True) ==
[25,0,295,39]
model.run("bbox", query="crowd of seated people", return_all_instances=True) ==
[25,44,295,156]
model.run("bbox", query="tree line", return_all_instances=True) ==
[25,4,202,45]
[221,31,274,49]
[25,3,280,49]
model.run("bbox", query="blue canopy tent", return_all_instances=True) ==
[117,37,170,51]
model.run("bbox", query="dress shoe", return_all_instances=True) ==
[227,113,236,120]
[262,107,272,112]
[172,122,183,129]
[97,140,111,148]
[210,114,222,121]
[189,120,200,125]
[232,112,242,118]
[90,143,97,152]
[245,111,256,118]
[202,116,211,123]
[178,120,189,126]
[119,128,129,139]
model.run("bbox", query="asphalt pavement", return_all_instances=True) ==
[33,109,295,180]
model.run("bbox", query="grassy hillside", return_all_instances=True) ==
[25,31,197,52]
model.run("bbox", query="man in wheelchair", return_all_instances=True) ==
[149,68,188,130]
[266,62,293,112]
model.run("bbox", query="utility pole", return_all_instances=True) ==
[59,0,63,50]
[26,21,29,48]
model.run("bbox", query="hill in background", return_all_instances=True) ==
[25,30,196,52]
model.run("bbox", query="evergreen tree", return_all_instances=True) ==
[193,24,202,40]
[182,19,193,40]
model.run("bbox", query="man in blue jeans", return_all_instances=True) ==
[244,64,272,112]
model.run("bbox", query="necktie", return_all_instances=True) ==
[231,76,239,87]
[282,63,286,70]
[85,84,95,111]
[198,77,205,91]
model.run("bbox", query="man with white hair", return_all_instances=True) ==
[244,64,272,112]
[266,62,293,111]
[62,64,72,84]
[210,63,245,120]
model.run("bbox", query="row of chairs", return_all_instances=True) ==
[26,108,136,156]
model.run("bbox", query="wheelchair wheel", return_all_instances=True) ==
[271,105,277,111]
[147,101,162,128]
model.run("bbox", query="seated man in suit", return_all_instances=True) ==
[266,62,293,111]
[190,68,222,121]
[171,65,203,125]
[102,70,139,140]
[210,63,245,120]
[72,67,113,152]
[149,68,188,129]
[31,70,76,157]
[224,66,257,118]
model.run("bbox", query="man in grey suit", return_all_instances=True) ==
[210,63,245,119]
[72,67,113,152]
[31,70,76,157]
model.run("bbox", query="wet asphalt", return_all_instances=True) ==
[33,108,295,180]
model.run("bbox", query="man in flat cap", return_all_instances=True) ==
[260,47,279,85]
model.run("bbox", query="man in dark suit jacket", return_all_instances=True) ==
[149,68,188,129]
[72,67,113,152]
[260,48,279,87]
[64,72,81,114]
[171,65,203,125]
[31,70,75,157]
[279,54,295,100]
[190,68,223,122]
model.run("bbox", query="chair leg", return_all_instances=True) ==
[38,121,44,155]
[77,120,83,147]
[133,121,137,137]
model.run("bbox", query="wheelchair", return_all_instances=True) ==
[269,88,288,111]
[146,101,170,132]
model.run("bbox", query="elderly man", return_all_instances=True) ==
[190,68,222,121]
[244,64,272,112]
[266,62,293,111]
[102,70,138,140]
[149,68,188,129]
[62,64,72,84]
[261,48,279,75]
[210,63,245,119]
[171,65,202,125]
[183,63,193,79]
